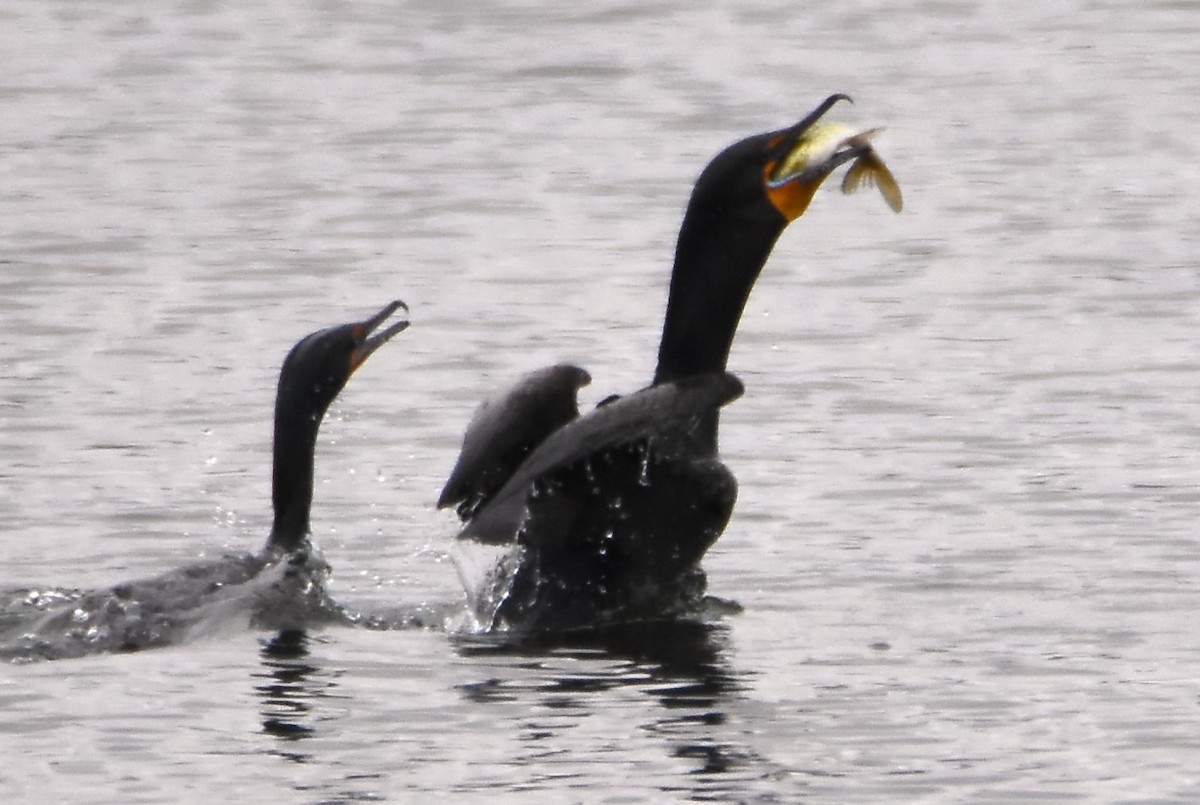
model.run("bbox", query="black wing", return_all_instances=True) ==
[438,364,592,520]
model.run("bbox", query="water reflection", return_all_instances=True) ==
[254,630,337,762]
[454,618,766,799]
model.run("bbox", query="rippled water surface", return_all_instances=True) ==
[3,0,1200,801]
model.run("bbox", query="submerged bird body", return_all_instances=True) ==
[1,302,408,661]
[442,95,902,632]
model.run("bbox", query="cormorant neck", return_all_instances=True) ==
[653,196,787,387]
[267,393,324,553]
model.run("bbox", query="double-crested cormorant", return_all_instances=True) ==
[1,301,409,661]
[439,95,902,632]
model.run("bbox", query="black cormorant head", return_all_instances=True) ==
[276,300,410,425]
[657,95,899,386]
[685,94,875,229]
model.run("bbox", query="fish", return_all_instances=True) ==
[771,122,903,213]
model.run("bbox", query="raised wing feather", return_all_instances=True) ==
[439,364,591,519]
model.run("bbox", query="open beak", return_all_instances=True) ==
[350,300,410,371]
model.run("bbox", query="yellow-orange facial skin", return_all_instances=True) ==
[350,329,370,373]
[764,169,825,222]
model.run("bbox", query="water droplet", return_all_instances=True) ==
[637,452,652,487]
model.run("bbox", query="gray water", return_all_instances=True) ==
[2,0,1199,800]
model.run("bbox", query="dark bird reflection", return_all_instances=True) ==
[454,616,765,797]
[254,630,340,761]
[455,616,739,702]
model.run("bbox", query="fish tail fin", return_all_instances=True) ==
[841,149,903,213]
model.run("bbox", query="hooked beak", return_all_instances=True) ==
[766,94,863,186]
[350,300,410,371]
